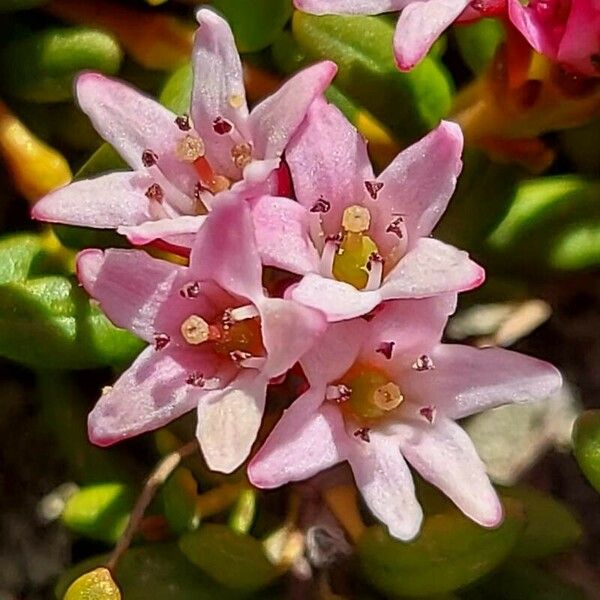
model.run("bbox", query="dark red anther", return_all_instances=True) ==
[145,183,164,203]
[413,354,434,371]
[310,196,330,213]
[186,372,205,387]
[325,232,343,244]
[386,216,405,238]
[336,384,352,403]
[419,406,436,424]
[142,149,158,167]
[193,181,204,201]
[376,341,395,360]
[364,180,384,200]
[366,252,383,271]
[175,114,191,131]
[353,427,371,443]
[179,281,201,299]
[212,116,233,135]
[154,333,170,350]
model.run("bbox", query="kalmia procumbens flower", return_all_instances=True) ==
[252,99,483,321]
[295,0,600,76]
[77,197,326,473]
[32,8,336,251]
[248,296,562,540]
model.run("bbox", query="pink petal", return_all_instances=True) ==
[248,390,345,487]
[294,0,410,14]
[380,238,485,301]
[76,73,198,195]
[286,98,374,238]
[507,0,561,60]
[88,345,224,446]
[32,172,154,228]
[396,416,503,527]
[376,121,463,252]
[248,61,337,161]
[348,428,423,540]
[118,215,206,246]
[196,371,268,473]
[401,344,563,420]
[393,0,470,70]
[260,298,327,378]
[191,8,249,179]
[77,248,185,343]
[189,196,264,303]
[251,195,320,275]
[290,273,382,322]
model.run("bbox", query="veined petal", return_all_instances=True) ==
[294,0,410,14]
[196,371,267,473]
[190,196,264,303]
[77,248,185,343]
[118,215,206,246]
[380,238,485,301]
[260,298,327,378]
[191,8,249,179]
[376,121,463,252]
[393,0,470,71]
[349,428,423,541]
[286,99,374,240]
[248,61,337,160]
[32,171,154,229]
[88,345,225,446]
[401,344,563,420]
[249,391,345,487]
[251,195,320,275]
[397,416,503,527]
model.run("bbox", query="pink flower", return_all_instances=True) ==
[295,0,600,75]
[33,8,336,250]
[252,99,483,321]
[248,296,562,539]
[78,197,326,473]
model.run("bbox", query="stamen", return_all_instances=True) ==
[175,114,191,131]
[141,149,158,167]
[342,205,371,233]
[180,314,210,345]
[186,372,205,387]
[231,143,252,169]
[239,356,267,369]
[419,406,436,424]
[179,281,201,299]
[375,341,394,359]
[229,305,260,322]
[212,116,233,135]
[320,239,339,278]
[326,384,352,403]
[364,180,384,200]
[102,385,112,395]
[365,252,383,291]
[176,135,205,162]
[372,382,403,412]
[154,333,170,350]
[386,215,406,239]
[145,183,164,203]
[353,427,371,443]
[230,350,252,363]
[310,197,330,213]
[412,355,435,371]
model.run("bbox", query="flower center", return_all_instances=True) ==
[331,364,404,422]
[330,205,381,290]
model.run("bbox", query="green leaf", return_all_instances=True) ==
[292,12,453,143]
[487,176,600,273]
[62,483,134,544]
[162,467,200,534]
[62,568,121,600]
[212,0,292,53]
[228,488,257,535]
[502,486,582,559]
[159,63,193,115]
[0,269,143,369]
[573,409,600,494]
[0,0,47,12]
[357,497,524,597]
[0,27,123,103]
[179,524,280,591]
[453,19,505,74]
[55,544,250,600]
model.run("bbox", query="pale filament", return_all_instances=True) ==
[239,356,267,370]
[365,259,383,291]
[229,304,260,322]
[320,240,339,278]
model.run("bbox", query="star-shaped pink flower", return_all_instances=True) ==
[78,196,326,473]
[252,99,483,321]
[248,296,562,539]
[295,0,600,75]
[33,8,336,250]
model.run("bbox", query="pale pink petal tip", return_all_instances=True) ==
[76,249,104,291]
